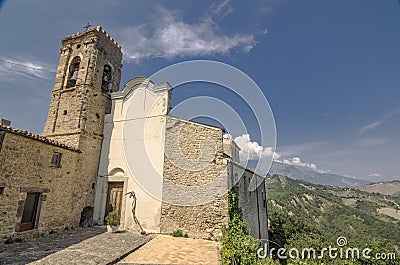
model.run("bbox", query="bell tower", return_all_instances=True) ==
[42,26,123,211]
[43,26,123,148]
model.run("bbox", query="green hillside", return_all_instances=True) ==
[358,181,400,197]
[266,175,400,264]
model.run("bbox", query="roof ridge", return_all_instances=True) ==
[0,125,80,152]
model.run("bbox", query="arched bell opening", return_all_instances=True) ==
[66,56,81,88]
[101,64,113,94]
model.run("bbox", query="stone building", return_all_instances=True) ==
[0,26,267,242]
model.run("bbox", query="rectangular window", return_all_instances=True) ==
[0,187,4,195]
[0,131,5,151]
[51,152,62,168]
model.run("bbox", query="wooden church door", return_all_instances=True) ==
[105,182,124,220]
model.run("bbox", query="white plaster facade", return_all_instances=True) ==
[93,77,172,233]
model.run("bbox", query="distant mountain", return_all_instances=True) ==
[359,180,400,197]
[270,161,370,188]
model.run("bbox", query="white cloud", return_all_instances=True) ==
[223,133,232,139]
[232,134,330,175]
[234,134,278,160]
[280,157,317,171]
[116,7,257,61]
[233,134,278,175]
[367,173,384,177]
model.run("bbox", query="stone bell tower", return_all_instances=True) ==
[42,26,123,210]
[43,26,122,146]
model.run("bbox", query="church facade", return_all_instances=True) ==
[0,27,268,241]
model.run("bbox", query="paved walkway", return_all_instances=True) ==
[0,227,150,265]
[119,235,220,265]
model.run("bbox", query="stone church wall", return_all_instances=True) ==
[160,117,229,239]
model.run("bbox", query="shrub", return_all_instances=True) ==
[105,211,120,227]
[171,229,189,238]
[221,189,279,265]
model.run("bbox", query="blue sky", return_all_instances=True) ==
[0,0,399,181]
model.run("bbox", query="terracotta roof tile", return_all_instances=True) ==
[0,125,80,152]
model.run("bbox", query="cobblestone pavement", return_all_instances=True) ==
[119,235,220,265]
[0,227,151,265]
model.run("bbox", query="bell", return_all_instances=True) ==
[69,70,78,81]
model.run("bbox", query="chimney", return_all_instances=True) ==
[0,119,11,127]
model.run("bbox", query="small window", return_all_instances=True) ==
[0,187,4,195]
[0,131,5,151]
[77,44,81,49]
[51,152,62,168]
[63,110,67,115]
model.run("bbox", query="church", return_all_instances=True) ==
[0,26,268,241]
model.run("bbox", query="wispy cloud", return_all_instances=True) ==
[0,57,55,104]
[210,0,234,20]
[353,137,388,147]
[0,57,55,83]
[360,108,400,133]
[116,6,258,61]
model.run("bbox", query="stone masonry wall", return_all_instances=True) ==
[43,27,122,138]
[160,117,229,239]
[0,132,82,239]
